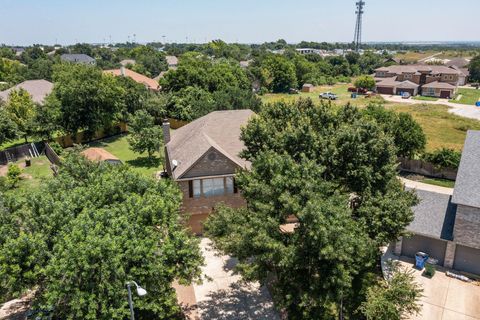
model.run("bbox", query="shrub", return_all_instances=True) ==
[48,141,63,156]
[6,164,22,188]
[423,148,462,169]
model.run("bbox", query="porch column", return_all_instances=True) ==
[444,241,456,269]
[394,237,403,256]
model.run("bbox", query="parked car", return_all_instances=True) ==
[402,92,411,99]
[319,92,338,100]
[348,87,357,92]
[289,88,299,94]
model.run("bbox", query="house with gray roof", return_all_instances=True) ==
[0,79,53,104]
[395,130,480,276]
[60,53,96,65]
[163,110,254,233]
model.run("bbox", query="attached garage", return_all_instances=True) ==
[453,245,480,275]
[440,90,452,99]
[396,88,416,96]
[401,234,447,265]
[376,86,394,95]
[395,80,419,96]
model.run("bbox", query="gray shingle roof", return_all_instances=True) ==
[61,53,95,64]
[452,131,480,208]
[0,79,53,104]
[407,188,457,241]
[165,110,254,180]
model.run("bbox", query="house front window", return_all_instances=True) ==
[189,177,237,198]
[423,87,435,96]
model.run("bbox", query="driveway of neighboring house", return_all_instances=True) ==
[382,247,480,320]
[193,238,280,320]
[381,94,480,120]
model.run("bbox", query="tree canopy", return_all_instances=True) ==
[0,153,203,319]
[205,99,418,319]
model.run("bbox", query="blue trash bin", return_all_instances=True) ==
[415,252,429,270]
[476,101,480,107]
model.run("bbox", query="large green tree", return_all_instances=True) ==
[127,110,164,159]
[5,88,36,142]
[0,153,203,319]
[0,107,19,145]
[469,55,480,82]
[205,99,417,319]
[51,63,126,134]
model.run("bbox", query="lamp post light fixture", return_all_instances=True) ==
[126,281,147,320]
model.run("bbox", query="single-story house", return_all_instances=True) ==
[60,53,96,65]
[163,110,254,234]
[301,83,314,93]
[166,55,178,69]
[81,148,122,165]
[395,130,480,276]
[0,79,53,104]
[104,67,160,91]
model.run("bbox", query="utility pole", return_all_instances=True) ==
[353,1,365,52]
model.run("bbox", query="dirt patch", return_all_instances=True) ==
[0,165,7,177]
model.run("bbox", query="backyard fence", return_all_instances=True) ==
[0,142,45,165]
[44,142,62,166]
[55,122,128,148]
[398,157,457,180]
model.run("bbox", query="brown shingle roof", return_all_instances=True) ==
[375,65,461,75]
[81,148,120,162]
[0,79,53,104]
[396,80,419,89]
[166,110,254,180]
[422,81,456,89]
[104,68,160,91]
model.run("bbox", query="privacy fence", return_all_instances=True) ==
[398,157,457,181]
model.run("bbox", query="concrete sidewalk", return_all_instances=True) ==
[400,177,454,195]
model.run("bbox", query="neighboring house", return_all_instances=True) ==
[445,57,470,69]
[302,83,314,93]
[395,130,480,276]
[103,67,160,91]
[120,59,136,67]
[166,55,178,69]
[163,110,254,234]
[0,79,53,104]
[239,60,252,68]
[60,53,96,65]
[374,65,461,98]
[81,148,122,165]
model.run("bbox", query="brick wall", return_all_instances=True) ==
[454,205,480,249]
[177,180,247,234]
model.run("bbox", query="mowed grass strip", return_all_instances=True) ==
[451,88,480,106]
[386,103,480,151]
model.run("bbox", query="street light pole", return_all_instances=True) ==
[127,282,135,320]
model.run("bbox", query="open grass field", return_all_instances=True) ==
[262,83,480,152]
[89,134,163,177]
[386,104,480,151]
[451,88,480,106]
[394,50,438,63]
[412,96,438,102]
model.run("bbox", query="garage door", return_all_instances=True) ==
[401,235,447,265]
[396,88,415,96]
[376,86,394,95]
[440,90,451,99]
[453,245,480,275]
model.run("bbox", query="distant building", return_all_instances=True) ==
[374,65,461,98]
[119,59,136,67]
[0,79,53,104]
[301,83,314,93]
[60,53,96,65]
[104,67,160,91]
[239,60,252,68]
[165,55,178,69]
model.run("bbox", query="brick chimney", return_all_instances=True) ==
[162,119,171,144]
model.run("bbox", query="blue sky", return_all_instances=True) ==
[1,0,478,45]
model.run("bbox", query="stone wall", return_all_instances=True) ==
[454,205,480,249]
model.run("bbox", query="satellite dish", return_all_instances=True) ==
[172,159,178,168]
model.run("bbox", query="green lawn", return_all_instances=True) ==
[89,134,163,177]
[261,84,385,108]
[5,156,54,192]
[421,177,456,188]
[412,96,438,102]
[387,103,480,151]
[450,88,480,106]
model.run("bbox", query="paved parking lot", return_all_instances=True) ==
[193,238,279,320]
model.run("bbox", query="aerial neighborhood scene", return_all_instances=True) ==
[2,0,480,319]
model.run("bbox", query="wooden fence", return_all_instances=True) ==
[44,142,62,166]
[398,157,457,180]
[55,122,128,148]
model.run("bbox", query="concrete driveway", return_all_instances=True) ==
[399,259,480,320]
[193,238,280,320]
